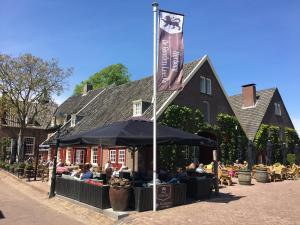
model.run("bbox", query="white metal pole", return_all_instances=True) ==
[152,1,158,212]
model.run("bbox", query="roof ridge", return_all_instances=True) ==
[229,87,276,98]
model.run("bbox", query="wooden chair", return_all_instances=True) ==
[273,164,286,181]
[287,164,299,180]
[218,169,232,186]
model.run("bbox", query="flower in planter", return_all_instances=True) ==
[109,177,131,188]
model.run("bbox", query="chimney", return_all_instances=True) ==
[242,83,256,108]
[83,83,93,94]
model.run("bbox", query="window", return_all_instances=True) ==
[118,149,126,163]
[203,101,210,124]
[75,149,84,164]
[57,148,61,160]
[133,101,142,116]
[206,78,212,95]
[66,148,72,163]
[200,76,206,93]
[91,147,98,165]
[275,103,281,116]
[24,137,35,155]
[110,150,116,163]
[71,114,76,127]
[184,146,189,159]
[200,77,212,95]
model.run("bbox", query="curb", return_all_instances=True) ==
[0,169,49,195]
[56,194,130,221]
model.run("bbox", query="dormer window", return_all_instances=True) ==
[133,100,142,117]
[275,103,281,116]
[71,114,76,127]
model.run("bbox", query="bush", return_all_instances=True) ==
[25,164,33,171]
[17,162,26,169]
[4,163,10,171]
[287,153,295,165]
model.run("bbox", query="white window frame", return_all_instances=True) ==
[24,137,35,155]
[71,114,76,127]
[75,149,84,164]
[118,149,126,163]
[91,146,98,165]
[200,76,206,94]
[206,78,212,95]
[57,148,61,160]
[110,150,116,163]
[133,100,142,117]
[275,103,282,116]
[66,148,72,164]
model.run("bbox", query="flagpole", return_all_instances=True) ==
[152,1,158,212]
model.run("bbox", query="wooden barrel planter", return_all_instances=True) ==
[109,186,131,211]
[255,167,269,183]
[238,170,252,185]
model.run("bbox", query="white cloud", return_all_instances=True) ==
[292,118,300,136]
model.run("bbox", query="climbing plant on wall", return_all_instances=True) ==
[285,127,299,151]
[159,105,208,171]
[254,124,269,152]
[216,113,247,165]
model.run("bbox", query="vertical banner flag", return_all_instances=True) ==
[157,10,184,91]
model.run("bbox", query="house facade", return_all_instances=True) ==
[43,55,235,171]
[0,104,56,161]
[229,84,295,163]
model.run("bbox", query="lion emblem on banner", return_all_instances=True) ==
[161,15,181,30]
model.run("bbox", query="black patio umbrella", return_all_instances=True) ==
[60,118,216,148]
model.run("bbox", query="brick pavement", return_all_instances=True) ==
[1,169,300,225]
[120,178,300,225]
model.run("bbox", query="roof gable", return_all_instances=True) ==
[229,88,276,140]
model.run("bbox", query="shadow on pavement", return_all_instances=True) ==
[0,210,5,219]
[205,192,245,204]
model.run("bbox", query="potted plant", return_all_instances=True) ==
[24,163,34,181]
[17,163,26,178]
[238,167,252,185]
[109,177,131,211]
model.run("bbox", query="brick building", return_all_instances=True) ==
[229,84,295,163]
[43,55,235,170]
[0,104,57,161]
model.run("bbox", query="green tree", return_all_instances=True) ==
[74,63,130,95]
[0,53,71,162]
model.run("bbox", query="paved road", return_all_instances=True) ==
[0,175,85,225]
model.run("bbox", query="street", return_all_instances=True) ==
[0,175,85,225]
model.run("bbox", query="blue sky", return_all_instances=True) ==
[1,0,299,133]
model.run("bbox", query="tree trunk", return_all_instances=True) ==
[17,128,25,162]
[10,138,17,164]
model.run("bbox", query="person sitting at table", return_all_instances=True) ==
[112,167,118,178]
[105,160,113,180]
[196,163,206,173]
[71,168,81,179]
[118,162,128,173]
[176,167,188,182]
[104,160,112,170]
[80,164,93,180]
